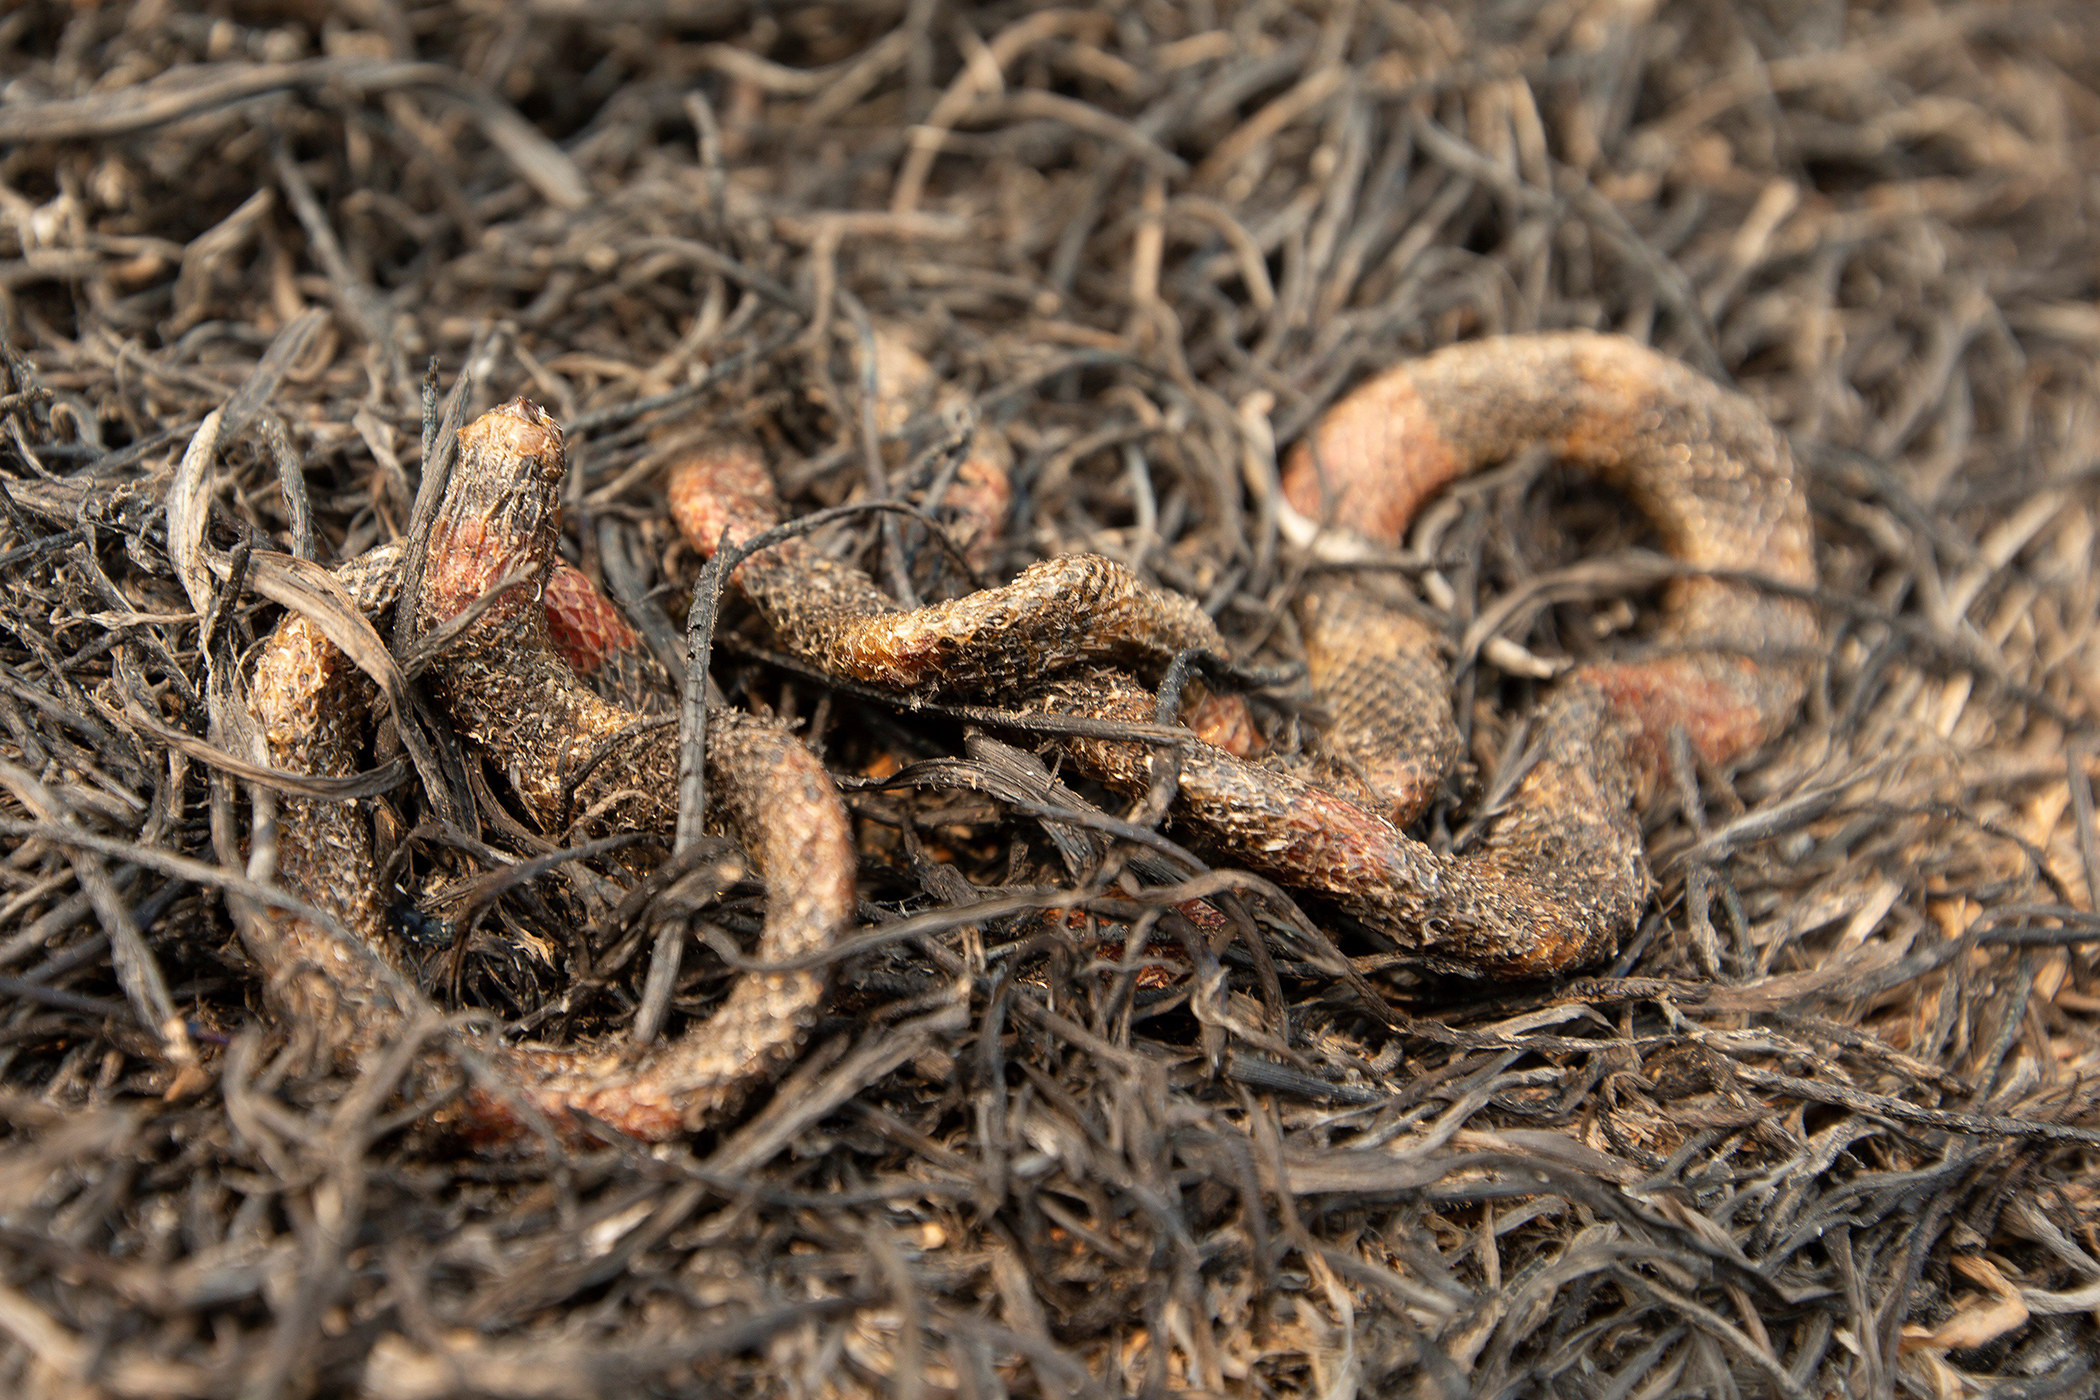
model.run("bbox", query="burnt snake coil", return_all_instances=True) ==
[244,330,1815,1142]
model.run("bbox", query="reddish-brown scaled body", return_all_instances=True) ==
[1284,331,1817,793]
[246,401,856,1143]
[245,549,413,1061]
[544,562,644,677]
[665,439,782,560]
[858,329,1016,573]
[670,448,1235,696]
[1286,368,1464,548]
[244,329,1816,1141]
[674,332,1814,978]
[1260,332,1818,971]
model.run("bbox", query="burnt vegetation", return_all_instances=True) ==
[2,1,2100,1396]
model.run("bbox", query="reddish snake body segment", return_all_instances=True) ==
[246,331,1815,1140]
[249,404,854,1142]
[673,331,1816,978]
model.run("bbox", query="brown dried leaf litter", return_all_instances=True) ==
[2,1,2099,1396]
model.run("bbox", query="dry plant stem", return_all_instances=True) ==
[248,401,856,1141]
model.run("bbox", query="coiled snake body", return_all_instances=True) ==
[672,331,1816,976]
[245,331,1814,1140]
[249,406,855,1142]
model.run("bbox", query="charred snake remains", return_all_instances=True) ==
[245,330,1815,1142]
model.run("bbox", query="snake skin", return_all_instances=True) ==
[672,332,1816,977]
[246,403,855,1142]
[244,330,1816,1144]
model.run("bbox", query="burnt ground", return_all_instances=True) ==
[3,2,2100,1396]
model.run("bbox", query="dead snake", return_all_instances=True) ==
[247,403,854,1142]
[245,331,1813,1140]
[669,330,1816,977]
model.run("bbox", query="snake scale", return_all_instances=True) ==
[244,331,1815,1142]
